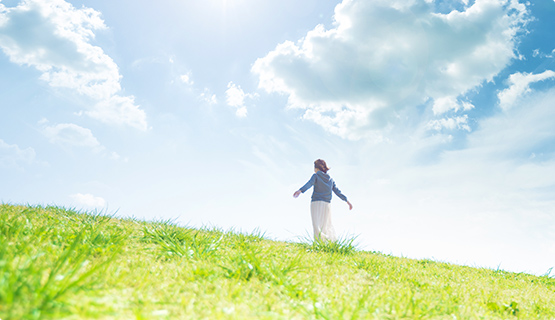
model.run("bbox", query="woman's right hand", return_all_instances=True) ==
[293,190,302,198]
[347,201,353,210]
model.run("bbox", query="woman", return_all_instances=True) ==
[293,159,353,242]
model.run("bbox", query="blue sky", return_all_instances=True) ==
[1,0,554,276]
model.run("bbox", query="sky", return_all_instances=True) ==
[1,0,554,276]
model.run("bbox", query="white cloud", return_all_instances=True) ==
[0,139,36,168]
[532,48,555,58]
[70,193,106,208]
[0,0,147,130]
[200,88,218,105]
[39,120,129,161]
[41,122,103,152]
[253,0,529,139]
[226,81,256,118]
[498,70,555,111]
[426,115,470,131]
[179,72,194,85]
[109,151,128,162]
[432,96,475,115]
[86,95,148,130]
[302,105,372,140]
[175,69,217,105]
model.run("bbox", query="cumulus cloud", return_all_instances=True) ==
[39,120,128,161]
[108,151,128,162]
[0,0,147,130]
[86,95,147,130]
[226,81,256,118]
[179,72,194,85]
[426,115,470,131]
[497,70,555,110]
[176,72,218,106]
[532,48,554,58]
[0,139,36,168]
[200,88,218,105]
[41,122,103,152]
[70,193,106,208]
[432,96,474,115]
[253,0,529,139]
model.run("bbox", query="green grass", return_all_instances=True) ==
[1,204,554,319]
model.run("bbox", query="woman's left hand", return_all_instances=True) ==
[347,201,353,210]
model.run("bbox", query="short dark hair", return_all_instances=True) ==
[314,159,329,173]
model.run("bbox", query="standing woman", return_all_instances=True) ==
[293,159,353,242]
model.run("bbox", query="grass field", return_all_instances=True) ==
[1,204,554,319]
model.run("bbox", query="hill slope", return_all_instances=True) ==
[1,204,554,319]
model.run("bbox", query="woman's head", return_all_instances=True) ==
[314,159,329,173]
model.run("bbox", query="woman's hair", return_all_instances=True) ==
[314,159,330,173]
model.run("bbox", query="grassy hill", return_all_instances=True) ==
[1,204,554,319]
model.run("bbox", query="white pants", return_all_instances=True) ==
[310,201,337,242]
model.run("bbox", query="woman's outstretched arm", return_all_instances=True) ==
[333,181,353,210]
[293,174,317,198]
